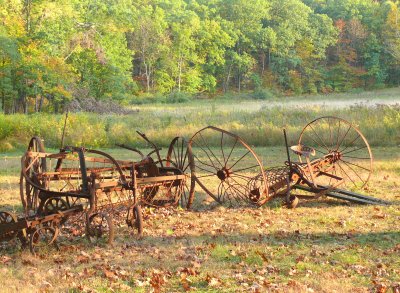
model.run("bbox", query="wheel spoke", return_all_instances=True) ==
[340,159,370,172]
[180,138,185,167]
[192,153,218,170]
[309,124,330,152]
[196,173,216,179]
[198,132,224,168]
[304,133,329,155]
[195,163,216,174]
[340,160,366,184]
[338,132,361,152]
[228,150,251,170]
[192,140,220,170]
[335,120,341,150]
[342,155,371,160]
[328,117,333,148]
[221,132,226,164]
[224,137,238,166]
[231,173,256,180]
[228,177,251,202]
[335,124,352,151]
[336,161,357,186]
[181,145,188,170]
[231,164,261,173]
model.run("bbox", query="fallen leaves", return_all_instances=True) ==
[180,273,192,291]
[150,269,167,293]
[0,255,12,264]
[205,274,221,287]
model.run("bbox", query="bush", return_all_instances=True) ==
[251,89,275,100]
[129,93,165,105]
[165,91,192,103]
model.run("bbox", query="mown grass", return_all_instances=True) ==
[0,145,399,292]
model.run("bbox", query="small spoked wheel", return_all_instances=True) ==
[298,116,373,190]
[0,211,18,243]
[188,126,268,206]
[86,213,114,245]
[29,225,59,255]
[126,205,143,236]
[43,197,70,215]
[166,137,195,209]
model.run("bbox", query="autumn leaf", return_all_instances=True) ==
[103,269,117,280]
[180,273,192,291]
[150,269,166,293]
[205,274,221,287]
[0,256,12,264]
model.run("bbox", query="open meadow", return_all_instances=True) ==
[0,90,400,292]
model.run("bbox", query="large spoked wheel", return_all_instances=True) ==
[298,116,373,190]
[20,136,47,214]
[188,126,268,206]
[166,137,195,209]
[86,213,114,245]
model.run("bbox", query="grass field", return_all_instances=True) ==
[0,88,400,151]
[0,90,400,292]
[0,144,399,292]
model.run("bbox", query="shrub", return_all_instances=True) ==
[251,89,275,100]
[165,91,192,103]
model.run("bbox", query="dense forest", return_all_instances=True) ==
[0,0,399,113]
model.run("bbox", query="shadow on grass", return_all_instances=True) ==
[191,195,399,212]
[134,231,400,248]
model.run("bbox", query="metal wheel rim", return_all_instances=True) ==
[298,116,373,189]
[166,137,195,209]
[188,126,268,206]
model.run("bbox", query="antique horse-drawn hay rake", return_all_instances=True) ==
[188,116,389,208]
[0,131,195,253]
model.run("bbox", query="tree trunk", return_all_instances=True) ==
[268,49,271,68]
[238,72,241,92]
[177,56,182,92]
[224,62,233,93]
[261,52,265,75]
[38,95,43,112]
[144,60,150,92]
[1,92,4,113]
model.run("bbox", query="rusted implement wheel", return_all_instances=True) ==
[43,197,70,215]
[0,211,18,242]
[298,116,373,190]
[188,126,268,206]
[86,213,114,245]
[127,205,143,236]
[20,136,47,214]
[166,137,195,209]
[29,225,59,254]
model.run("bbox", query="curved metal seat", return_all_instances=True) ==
[290,145,316,158]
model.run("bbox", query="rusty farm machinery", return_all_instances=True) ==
[0,116,390,254]
[188,116,390,208]
[0,131,194,253]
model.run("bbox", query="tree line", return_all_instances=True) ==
[0,0,399,113]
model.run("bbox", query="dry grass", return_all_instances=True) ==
[0,146,399,292]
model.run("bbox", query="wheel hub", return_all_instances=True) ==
[217,168,231,181]
[330,150,342,162]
